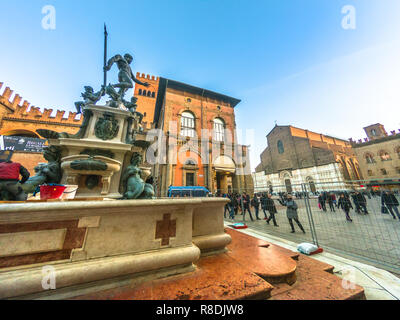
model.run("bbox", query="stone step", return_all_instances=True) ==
[225,228,300,260]
[225,228,365,300]
[70,253,273,300]
[225,229,297,285]
[296,253,335,274]
[70,228,365,301]
[270,255,365,300]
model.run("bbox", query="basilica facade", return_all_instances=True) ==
[254,125,362,193]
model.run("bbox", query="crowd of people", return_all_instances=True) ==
[315,190,400,222]
[220,192,306,234]
[218,188,400,230]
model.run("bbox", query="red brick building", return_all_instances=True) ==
[134,73,254,197]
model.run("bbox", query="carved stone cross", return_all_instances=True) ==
[155,213,176,246]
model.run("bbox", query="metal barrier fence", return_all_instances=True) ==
[221,180,400,274]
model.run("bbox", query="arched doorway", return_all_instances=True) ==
[285,179,292,193]
[281,171,292,194]
[267,181,273,194]
[213,155,235,194]
[306,176,316,193]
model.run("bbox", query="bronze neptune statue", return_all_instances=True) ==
[104,54,150,101]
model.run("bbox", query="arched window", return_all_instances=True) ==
[347,160,357,180]
[213,118,225,142]
[381,168,388,175]
[138,89,142,95]
[337,157,351,181]
[379,150,391,161]
[152,92,155,98]
[365,153,375,164]
[277,140,284,154]
[180,111,195,137]
[355,163,362,180]
[147,91,151,97]
[143,90,147,96]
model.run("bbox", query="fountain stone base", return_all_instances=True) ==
[0,198,230,299]
[49,104,143,199]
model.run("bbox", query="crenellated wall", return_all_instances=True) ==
[0,83,82,174]
[0,82,82,138]
[350,124,400,181]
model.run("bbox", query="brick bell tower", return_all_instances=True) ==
[133,73,160,125]
[363,123,388,140]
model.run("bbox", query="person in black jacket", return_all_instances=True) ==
[233,193,239,216]
[223,193,230,218]
[251,194,261,220]
[338,193,353,222]
[327,193,336,212]
[264,194,279,227]
[260,193,269,219]
[227,193,235,219]
[355,191,368,214]
[242,192,254,221]
[382,191,400,220]
[318,193,327,211]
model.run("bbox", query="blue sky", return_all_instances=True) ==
[1,0,400,170]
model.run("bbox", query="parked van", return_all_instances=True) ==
[168,186,210,198]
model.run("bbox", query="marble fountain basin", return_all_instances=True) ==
[60,155,122,196]
[61,154,122,176]
[0,197,230,299]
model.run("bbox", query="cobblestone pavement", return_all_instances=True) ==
[225,196,400,273]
